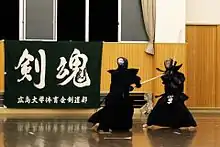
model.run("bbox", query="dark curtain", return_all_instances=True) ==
[0,0,19,40]
[57,0,86,41]
[89,0,118,42]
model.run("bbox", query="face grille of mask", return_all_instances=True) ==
[117,58,125,65]
[117,57,128,69]
[164,58,173,69]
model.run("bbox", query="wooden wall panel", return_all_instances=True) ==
[216,26,220,107]
[153,44,187,96]
[186,25,217,107]
[0,40,4,93]
[101,43,153,92]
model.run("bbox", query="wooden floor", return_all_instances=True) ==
[0,113,219,147]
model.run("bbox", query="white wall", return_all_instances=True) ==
[155,0,185,43]
[186,0,220,25]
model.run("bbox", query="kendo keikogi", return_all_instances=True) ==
[88,57,141,132]
[143,58,197,129]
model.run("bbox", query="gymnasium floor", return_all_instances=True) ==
[0,113,219,147]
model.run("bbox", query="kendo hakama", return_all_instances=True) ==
[88,57,141,132]
[143,58,197,129]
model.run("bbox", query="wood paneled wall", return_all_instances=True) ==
[186,25,218,107]
[216,26,220,107]
[101,43,153,92]
[0,40,4,93]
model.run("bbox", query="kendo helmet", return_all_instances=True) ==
[117,57,128,69]
[164,58,174,69]
[164,58,183,71]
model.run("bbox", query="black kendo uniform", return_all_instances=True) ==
[88,57,141,132]
[146,58,197,129]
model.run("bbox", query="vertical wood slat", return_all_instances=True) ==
[216,26,220,107]
[186,25,217,107]
[0,40,4,93]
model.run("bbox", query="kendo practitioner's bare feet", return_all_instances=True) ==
[89,123,99,132]
[143,124,170,130]
[177,126,197,131]
[142,124,155,129]
[188,126,197,131]
[142,124,148,128]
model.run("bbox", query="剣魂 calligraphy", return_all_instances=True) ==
[15,48,46,89]
[14,48,91,89]
[56,48,91,87]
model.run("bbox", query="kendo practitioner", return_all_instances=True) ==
[88,57,142,132]
[143,58,197,130]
